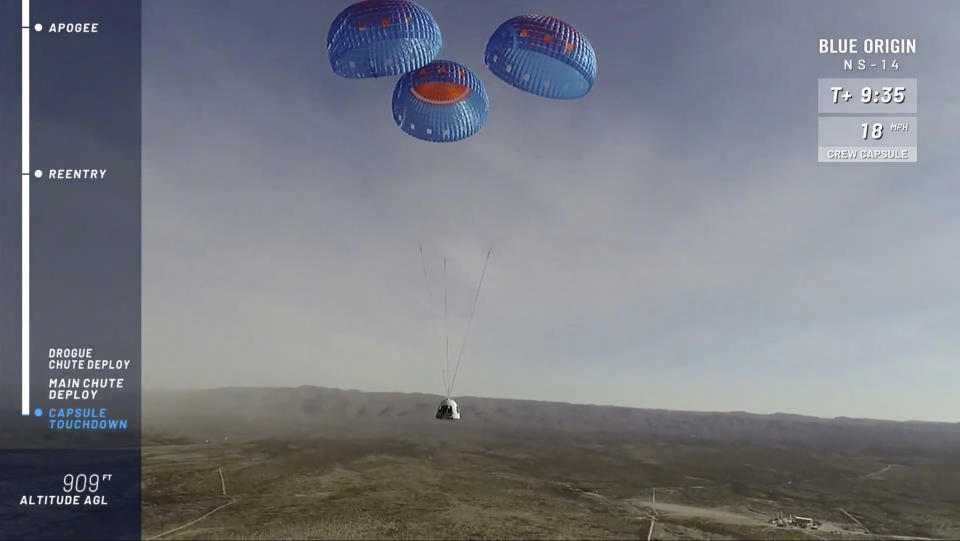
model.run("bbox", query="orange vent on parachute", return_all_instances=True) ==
[410,81,472,106]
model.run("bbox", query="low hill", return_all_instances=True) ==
[144,386,960,457]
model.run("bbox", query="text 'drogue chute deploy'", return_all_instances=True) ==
[327,0,442,79]
[393,60,489,142]
[484,14,597,99]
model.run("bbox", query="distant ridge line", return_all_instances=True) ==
[143,385,959,426]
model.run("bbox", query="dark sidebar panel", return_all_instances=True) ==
[0,1,142,539]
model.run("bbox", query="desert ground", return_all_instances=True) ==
[141,387,960,540]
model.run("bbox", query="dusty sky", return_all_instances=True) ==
[142,0,960,422]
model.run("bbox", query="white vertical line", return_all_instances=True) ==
[21,0,31,416]
[218,467,227,496]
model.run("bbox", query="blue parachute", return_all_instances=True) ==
[484,14,596,99]
[327,0,442,79]
[392,60,489,142]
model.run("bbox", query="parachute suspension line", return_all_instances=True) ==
[418,243,431,296]
[443,257,450,397]
[420,243,447,398]
[449,247,493,396]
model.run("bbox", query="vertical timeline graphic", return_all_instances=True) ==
[2,1,143,538]
[21,0,32,416]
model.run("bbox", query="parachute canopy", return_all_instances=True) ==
[327,0,442,79]
[484,14,596,99]
[392,60,489,142]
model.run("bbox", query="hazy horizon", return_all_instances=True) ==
[143,1,960,423]
[146,383,960,425]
